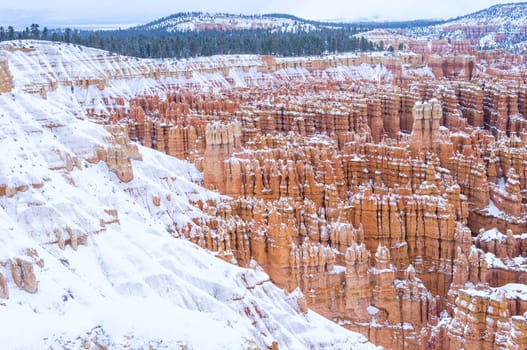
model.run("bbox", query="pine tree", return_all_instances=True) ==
[72,29,80,44]
[7,26,16,40]
[64,28,72,43]
[30,23,40,39]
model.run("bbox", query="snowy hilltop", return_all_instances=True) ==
[402,2,527,50]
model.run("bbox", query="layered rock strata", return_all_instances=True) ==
[105,49,527,350]
[5,40,527,349]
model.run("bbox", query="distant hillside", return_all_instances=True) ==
[444,1,527,26]
[132,12,348,33]
[402,2,527,50]
[5,2,527,57]
[127,4,527,51]
[354,19,446,29]
[0,14,377,59]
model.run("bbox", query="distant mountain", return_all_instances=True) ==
[403,2,527,50]
[7,3,527,57]
[132,12,348,33]
[444,1,527,27]
[129,4,527,51]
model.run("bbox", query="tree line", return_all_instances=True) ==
[0,24,80,42]
[0,24,380,58]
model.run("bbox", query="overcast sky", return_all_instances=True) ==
[0,0,524,27]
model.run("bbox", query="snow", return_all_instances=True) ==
[460,283,527,305]
[485,252,508,270]
[480,33,498,48]
[497,177,506,191]
[0,41,378,349]
[484,199,507,218]
[367,305,379,316]
[477,228,506,243]
[500,283,527,300]
[330,265,346,274]
[458,287,491,298]
[326,63,393,83]
[403,64,434,78]
[0,298,257,349]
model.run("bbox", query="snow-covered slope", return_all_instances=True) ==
[444,2,527,28]
[0,41,394,118]
[403,2,527,49]
[0,42,377,349]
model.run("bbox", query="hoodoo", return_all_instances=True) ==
[2,2,527,349]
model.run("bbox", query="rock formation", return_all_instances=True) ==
[99,49,527,349]
[0,272,8,299]
[5,39,527,349]
[0,55,12,93]
[10,259,38,294]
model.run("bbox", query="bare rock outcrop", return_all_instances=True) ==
[10,259,38,294]
[0,54,13,93]
[0,272,8,299]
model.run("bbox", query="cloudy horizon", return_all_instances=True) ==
[0,0,524,28]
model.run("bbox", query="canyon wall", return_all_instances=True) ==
[5,40,527,349]
[106,50,527,350]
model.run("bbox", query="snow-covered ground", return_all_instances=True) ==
[0,41,378,349]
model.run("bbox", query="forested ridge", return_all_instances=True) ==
[0,22,381,58]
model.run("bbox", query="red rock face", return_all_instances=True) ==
[0,56,13,93]
[65,50,527,349]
